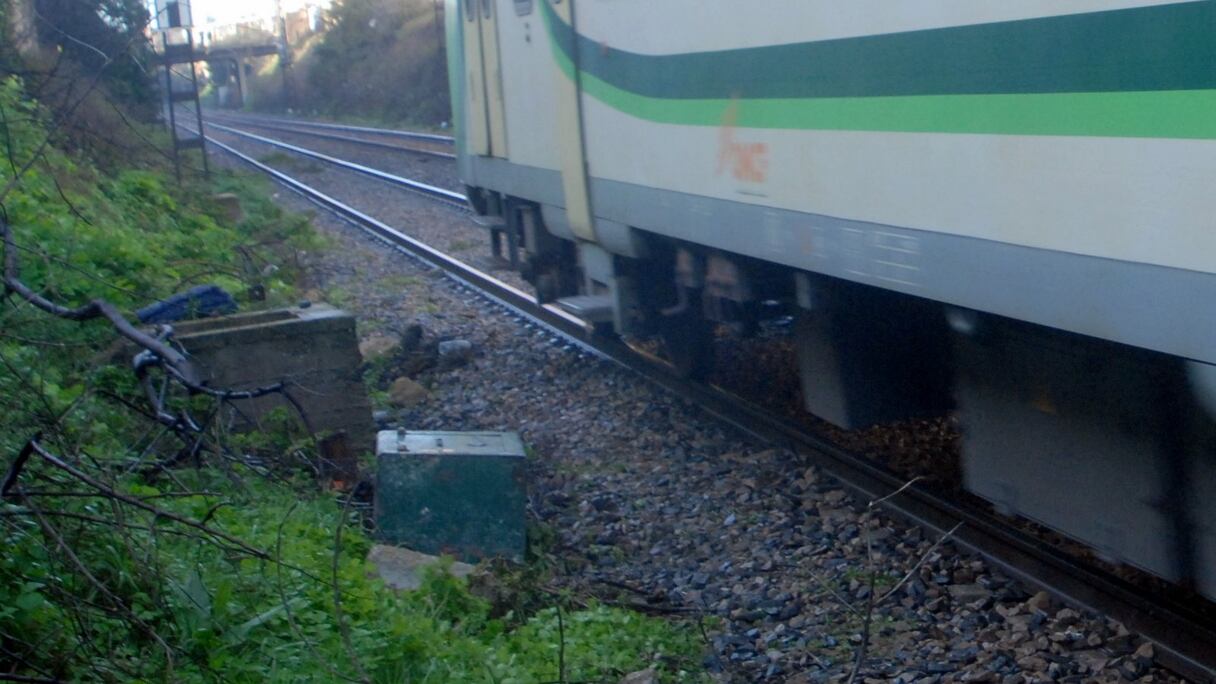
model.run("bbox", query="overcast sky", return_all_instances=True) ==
[193,0,275,25]
[159,0,322,26]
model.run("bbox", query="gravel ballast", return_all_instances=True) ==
[204,139,1188,684]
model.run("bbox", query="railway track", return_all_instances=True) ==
[206,111,454,144]
[203,120,465,207]
[206,112,457,160]
[198,117,1216,683]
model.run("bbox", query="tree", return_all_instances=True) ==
[30,0,156,112]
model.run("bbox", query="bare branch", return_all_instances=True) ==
[1,437,37,498]
[22,495,176,674]
[6,438,271,560]
[274,502,364,683]
[331,490,372,683]
[556,601,567,684]
[846,478,958,684]
[867,476,923,510]
[877,522,963,606]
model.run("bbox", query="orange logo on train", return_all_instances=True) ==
[717,97,769,184]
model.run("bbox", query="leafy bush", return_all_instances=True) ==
[6,470,706,681]
[28,0,156,112]
[297,0,450,126]
[0,75,315,457]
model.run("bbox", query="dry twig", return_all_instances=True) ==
[846,478,961,684]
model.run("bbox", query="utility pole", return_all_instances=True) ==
[155,0,209,181]
[275,0,293,110]
[434,0,444,49]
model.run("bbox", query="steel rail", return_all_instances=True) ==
[206,111,454,144]
[203,132,1216,683]
[204,121,467,207]
[206,114,456,160]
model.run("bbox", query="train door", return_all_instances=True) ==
[548,0,595,241]
[462,0,508,157]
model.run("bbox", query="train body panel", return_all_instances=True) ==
[495,0,560,173]
[457,0,1216,364]
[449,0,1216,596]
[581,102,1216,278]
[582,168,1216,368]
[568,0,1190,54]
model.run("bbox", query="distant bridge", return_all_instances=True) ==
[190,40,288,110]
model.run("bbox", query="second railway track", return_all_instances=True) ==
[207,112,458,160]
[198,116,1216,683]
[206,111,454,143]
[203,120,465,206]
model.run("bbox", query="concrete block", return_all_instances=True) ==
[173,304,375,456]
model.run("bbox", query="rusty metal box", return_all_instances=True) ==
[374,430,527,562]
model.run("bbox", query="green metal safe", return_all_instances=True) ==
[374,430,527,562]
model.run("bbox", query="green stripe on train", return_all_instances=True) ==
[544,0,1216,99]
[544,1,1216,138]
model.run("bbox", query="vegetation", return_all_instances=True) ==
[3,0,161,168]
[305,0,449,125]
[231,0,450,128]
[0,75,314,459]
[0,12,703,679]
[27,0,157,112]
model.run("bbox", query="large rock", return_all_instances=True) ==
[947,583,993,605]
[211,192,244,224]
[360,334,399,362]
[618,669,657,684]
[437,339,474,367]
[367,545,474,591]
[1026,590,1053,614]
[388,377,428,406]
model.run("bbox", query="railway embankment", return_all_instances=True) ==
[201,130,1194,683]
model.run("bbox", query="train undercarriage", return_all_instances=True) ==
[475,192,1216,601]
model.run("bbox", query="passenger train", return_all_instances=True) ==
[444,0,1216,598]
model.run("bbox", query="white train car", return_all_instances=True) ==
[445,0,1216,597]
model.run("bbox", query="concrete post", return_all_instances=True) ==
[234,57,247,108]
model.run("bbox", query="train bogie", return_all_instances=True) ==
[793,275,953,429]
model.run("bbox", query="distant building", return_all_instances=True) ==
[199,0,330,49]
